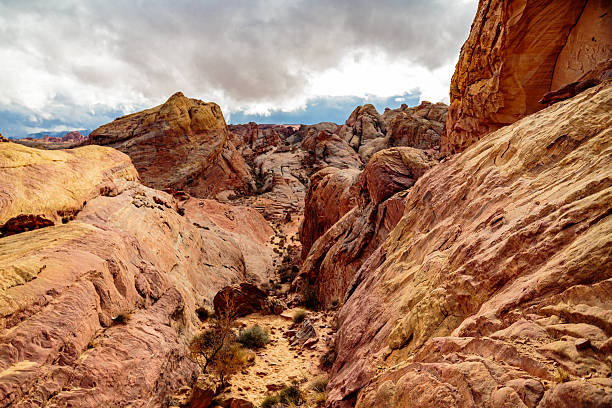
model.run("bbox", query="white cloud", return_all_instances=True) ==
[0,0,478,134]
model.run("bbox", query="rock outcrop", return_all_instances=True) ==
[0,143,138,237]
[299,167,360,259]
[0,143,274,406]
[88,92,254,197]
[444,0,612,155]
[213,283,284,318]
[327,81,612,407]
[297,147,438,308]
[229,123,299,161]
[339,102,447,161]
[302,130,363,172]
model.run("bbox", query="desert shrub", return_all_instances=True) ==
[190,292,242,387]
[311,378,328,393]
[113,311,131,325]
[556,367,571,383]
[293,309,308,324]
[237,325,270,349]
[195,306,212,321]
[313,391,326,407]
[260,394,280,408]
[279,385,303,405]
[300,282,318,310]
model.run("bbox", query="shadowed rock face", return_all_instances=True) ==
[444,0,612,155]
[88,92,255,197]
[297,147,438,309]
[299,167,360,259]
[327,82,612,408]
[0,143,274,406]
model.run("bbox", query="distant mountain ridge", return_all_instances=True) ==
[8,129,92,139]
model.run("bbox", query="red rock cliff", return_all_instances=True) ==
[444,0,612,155]
[328,81,612,408]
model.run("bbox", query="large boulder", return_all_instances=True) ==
[327,81,612,407]
[444,0,612,155]
[88,92,254,197]
[213,283,269,318]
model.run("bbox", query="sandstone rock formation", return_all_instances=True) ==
[339,104,387,152]
[213,283,269,318]
[0,143,138,237]
[327,81,612,407]
[339,102,447,161]
[182,197,275,282]
[88,92,254,197]
[229,123,298,161]
[213,283,284,318]
[444,0,612,155]
[0,142,274,406]
[302,130,363,171]
[299,167,360,259]
[297,147,438,308]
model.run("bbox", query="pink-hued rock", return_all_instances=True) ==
[0,143,273,406]
[229,123,298,160]
[88,92,255,197]
[337,102,448,162]
[444,0,612,155]
[327,82,612,408]
[299,167,360,259]
[297,147,438,309]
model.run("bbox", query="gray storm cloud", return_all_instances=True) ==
[0,0,476,134]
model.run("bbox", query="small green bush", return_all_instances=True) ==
[237,325,270,349]
[293,309,308,324]
[260,394,280,408]
[279,385,303,405]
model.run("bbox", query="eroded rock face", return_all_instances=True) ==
[302,130,363,172]
[297,147,438,308]
[229,123,299,160]
[0,143,138,237]
[88,92,254,197]
[328,82,612,407]
[0,143,273,406]
[338,102,447,162]
[444,0,612,155]
[299,167,360,259]
[385,102,447,152]
[213,283,275,318]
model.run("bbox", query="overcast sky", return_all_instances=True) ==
[0,0,477,137]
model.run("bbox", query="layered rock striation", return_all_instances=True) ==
[88,92,254,198]
[0,142,274,406]
[327,81,612,407]
[444,0,612,155]
[297,147,438,309]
